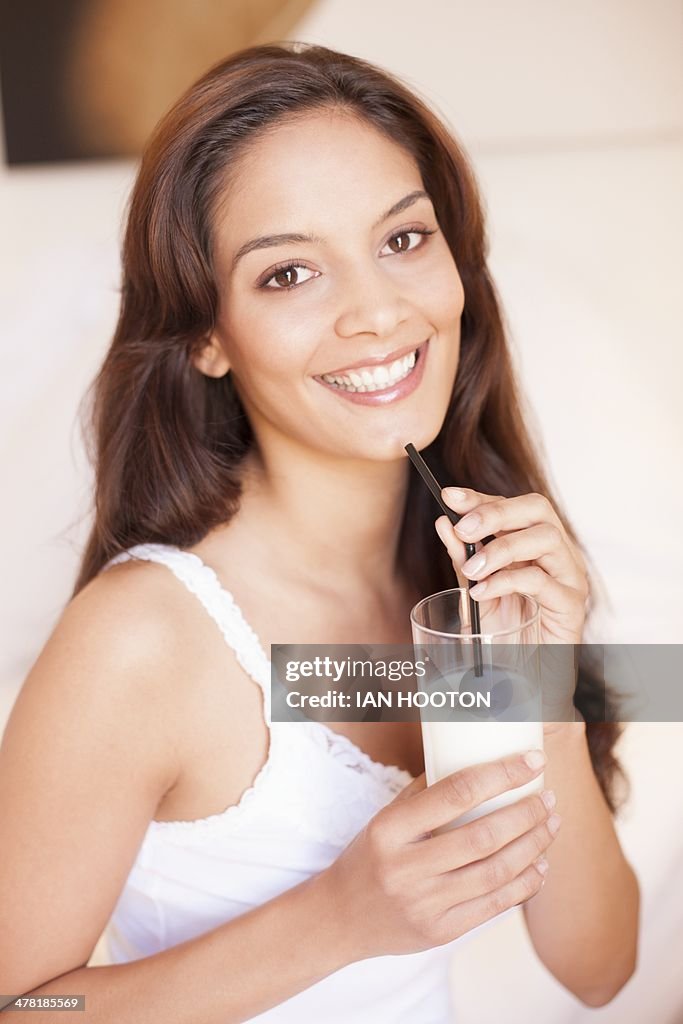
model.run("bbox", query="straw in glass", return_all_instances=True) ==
[405,442,485,676]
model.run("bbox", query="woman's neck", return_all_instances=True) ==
[221,443,412,603]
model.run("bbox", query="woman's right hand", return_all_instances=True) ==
[322,750,560,960]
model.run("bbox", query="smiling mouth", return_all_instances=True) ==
[315,341,427,393]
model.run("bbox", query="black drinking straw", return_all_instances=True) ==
[405,443,484,677]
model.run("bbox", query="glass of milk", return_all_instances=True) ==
[410,588,542,832]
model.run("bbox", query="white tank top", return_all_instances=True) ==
[101,543,456,1022]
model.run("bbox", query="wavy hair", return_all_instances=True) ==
[74,43,626,811]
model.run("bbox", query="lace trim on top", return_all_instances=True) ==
[107,543,272,722]
[103,543,415,832]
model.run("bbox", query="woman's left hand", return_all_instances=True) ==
[436,487,589,645]
[435,488,589,729]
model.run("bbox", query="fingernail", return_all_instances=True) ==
[462,553,486,577]
[442,487,466,503]
[523,749,546,771]
[455,512,481,536]
[469,581,488,598]
[541,789,556,811]
[548,813,562,835]
[535,856,549,877]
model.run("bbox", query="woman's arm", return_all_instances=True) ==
[15,749,559,1023]
[13,871,351,1024]
[0,564,355,1023]
[522,722,639,1006]
[436,488,640,1004]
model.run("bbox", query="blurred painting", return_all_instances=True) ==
[0,0,316,164]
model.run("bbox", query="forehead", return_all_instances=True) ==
[213,110,424,250]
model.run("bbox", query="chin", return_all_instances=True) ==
[352,418,448,463]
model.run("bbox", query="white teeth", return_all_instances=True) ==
[321,348,420,392]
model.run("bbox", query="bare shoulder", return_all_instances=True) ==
[65,556,197,664]
[5,553,229,831]
[37,555,231,756]
[0,556,217,994]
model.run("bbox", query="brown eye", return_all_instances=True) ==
[387,232,412,253]
[262,264,317,290]
[274,267,298,288]
[381,229,435,258]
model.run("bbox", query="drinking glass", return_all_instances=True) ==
[410,588,542,830]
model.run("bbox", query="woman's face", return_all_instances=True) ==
[200,109,464,461]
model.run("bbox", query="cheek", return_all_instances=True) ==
[221,299,313,382]
[431,260,465,327]
[407,246,465,328]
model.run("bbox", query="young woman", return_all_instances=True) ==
[0,43,638,1023]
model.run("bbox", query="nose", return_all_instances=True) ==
[333,260,412,340]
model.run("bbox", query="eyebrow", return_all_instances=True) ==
[230,189,431,269]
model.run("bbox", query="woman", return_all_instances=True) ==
[0,43,638,1022]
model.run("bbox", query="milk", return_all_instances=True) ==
[419,665,544,831]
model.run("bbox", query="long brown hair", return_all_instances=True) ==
[75,42,626,811]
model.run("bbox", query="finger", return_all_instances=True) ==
[449,492,566,546]
[441,487,520,545]
[440,860,547,939]
[441,487,503,513]
[435,517,497,582]
[461,524,587,593]
[441,812,561,903]
[418,789,556,874]
[382,749,547,841]
[435,515,468,573]
[468,565,586,623]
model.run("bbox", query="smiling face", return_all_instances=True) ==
[197,108,465,462]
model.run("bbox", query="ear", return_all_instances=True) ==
[193,333,231,379]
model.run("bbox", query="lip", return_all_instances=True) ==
[321,340,423,376]
[314,338,430,406]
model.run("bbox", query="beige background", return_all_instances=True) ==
[1,1,682,1020]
